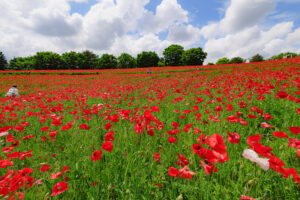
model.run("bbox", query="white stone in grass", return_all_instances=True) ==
[0,131,8,137]
[242,149,269,171]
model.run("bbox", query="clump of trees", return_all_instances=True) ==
[215,57,246,65]
[163,45,207,66]
[216,57,230,65]
[2,48,299,70]
[0,52,8,70]
[2,44,208,70]
[250,54,264,62]
[137,51,160,68]
[269,52,298,60]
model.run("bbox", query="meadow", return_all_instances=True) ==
[0,58,299,200]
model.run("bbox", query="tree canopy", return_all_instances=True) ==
[137,51,159,68]
[34,52,63,70]
[0,52,8,70]
[181,47,207,66]
[230,57,246,64]
[216,57,230,65]
[250,54,264,62]
[98,54,118,69]
[163,44,184,66]
[269,52,298,60]
[118,53,136,68]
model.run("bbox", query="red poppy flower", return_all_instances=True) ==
[247,133,261,146]
[49,130,58,138]
[199,160,217,175]
[51,120,62,126]
[179,166,196,179]
[51,172,62,179]
[177,154,189,167]
[261,122,274,128]
[79,124,90,130]
[0,158,13,168]
[247,114,257,119]
[214,106,223,112]
[40,165,50,172]
[102,141,113,152]
[288,127,300,135]
[168,167,179,178]
[227,115,239,123]
[168,137,177,143]
[182,124,193,132]
[14,125,25,132]
[91,150,102,161]
[192,144,202,154]
[276,91,289,98]
[154,153,160,163]
[147,130,154,136]
[273,131,288,138]
[241,195,255,200]
[208,134,227,154]
[104,122,113,130]
[50,181,68,196]
[104,131,115,141]
[288,138,300,148]
[263,113,272,120]
[171,122,180,129]
[61,166,70,174]
[227,132,240,143]
[41,127,49,132]
[226,104,233,111]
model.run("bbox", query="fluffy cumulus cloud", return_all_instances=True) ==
[201,0,277,39]
[0,0,299,62]
[0,0,200,59]
[201,0,300,63]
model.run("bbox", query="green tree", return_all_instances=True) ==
[163,44,184,66]
[216,57,230,65]
[269,52,298,60]
[207,62,214,65]
[250,54,264,62]
[80,50,99,69]
[33,52,63,70]
[98,54,118,69]
[230,57,246,64]
[61,51,82,69]
[0,52,8,70]
[181,47,207,66]
[8,56,35,70]
[158,61,165,67]
[117,53,136,68]
[136,51,159,68]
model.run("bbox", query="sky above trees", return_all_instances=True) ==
[1,0,300,63]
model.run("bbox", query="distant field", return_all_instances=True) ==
[0,58,299,199]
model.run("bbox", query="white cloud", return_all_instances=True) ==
[201,0,277,39]
[0,0,299,63]
[200,0,299,63]
[139,0,188,34]
[167,24,201,46]
[0,0,200,59]
[204,22,296,63]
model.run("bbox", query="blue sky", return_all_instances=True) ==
[70,0,300,29]
[1,0,300,63]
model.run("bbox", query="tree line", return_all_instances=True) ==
[211,52,299,65]
[0,46,299,70]
[0,45,207,70]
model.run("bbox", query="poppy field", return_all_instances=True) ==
[0,58,299,199]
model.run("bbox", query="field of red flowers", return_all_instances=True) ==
[0,58,299,199]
